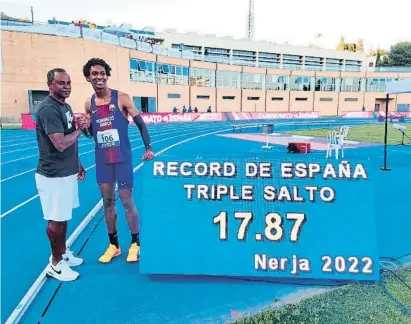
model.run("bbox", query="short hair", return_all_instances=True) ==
[83,58,112,77]
[47,68,66,85]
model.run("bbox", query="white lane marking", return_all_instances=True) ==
[0,125,226,214]
[0,123,217,155]
[0,125,225,183]
[4,125,233,324]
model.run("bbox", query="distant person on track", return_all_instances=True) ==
[35,68,89,282]
[81,57,154,264]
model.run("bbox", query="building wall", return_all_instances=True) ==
[1,31,410,119]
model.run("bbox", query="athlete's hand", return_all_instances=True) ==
[78,164,86,181]
[142,149,154,161]
[77,114,90,129]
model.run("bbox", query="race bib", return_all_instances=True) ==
[96,129,120,148]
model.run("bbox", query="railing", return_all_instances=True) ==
[373,66,411,72]
[1,20,410,74]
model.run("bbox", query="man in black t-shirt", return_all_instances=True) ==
[35,68,90,282]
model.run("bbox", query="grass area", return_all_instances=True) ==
[286,124,411,145]
[234,265,411,324]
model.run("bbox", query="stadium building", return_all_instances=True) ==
[1,18,411,123]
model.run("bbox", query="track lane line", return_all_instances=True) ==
[4,125,233,324]
[0,123,217,158]
[0,124,224,181]
[0,125,226,216]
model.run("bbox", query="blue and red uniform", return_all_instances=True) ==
[90,89,133,189]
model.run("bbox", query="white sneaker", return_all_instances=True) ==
[63,250,83,267]
[46,260,79,282]
[49,250,83,267]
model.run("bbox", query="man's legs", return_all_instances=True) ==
[118,188,140,262]
[36,173,81,281]
[116,159,140,262]
[47,220,67,265]
[98,182,122,263]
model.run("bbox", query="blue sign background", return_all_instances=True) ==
[140,153,380,281]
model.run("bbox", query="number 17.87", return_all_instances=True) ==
[212,211,306,242]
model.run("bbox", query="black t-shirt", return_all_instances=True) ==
[36,95,79,178]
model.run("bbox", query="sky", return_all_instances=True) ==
[2,0,410,52]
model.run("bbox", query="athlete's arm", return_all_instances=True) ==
[119,92,152,151]
[39,105,83,152]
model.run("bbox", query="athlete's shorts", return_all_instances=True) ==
[96,159,133,189]
[35,173,79,222]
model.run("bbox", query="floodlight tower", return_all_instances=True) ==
[247,0,255,40]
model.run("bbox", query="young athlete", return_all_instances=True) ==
[82,58,154,263]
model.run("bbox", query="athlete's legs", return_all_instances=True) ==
[118,188,139,235]
[116,160,140,262]
[97,182,122,263]
[115,160,138,237]
[98,183,117,234]
[96,161,122,263]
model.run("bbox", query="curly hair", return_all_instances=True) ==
[83,58,112,77]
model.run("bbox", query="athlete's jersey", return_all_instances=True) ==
[90,89,131,164]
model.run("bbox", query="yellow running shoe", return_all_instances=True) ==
[126,243,140,263]
[98,244,121,263]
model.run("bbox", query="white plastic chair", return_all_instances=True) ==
[337,125,350,158]
[326,130,340,159]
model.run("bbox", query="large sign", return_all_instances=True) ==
[140,155,380,282]
[136,113,227,124]
[228,112,320,121]
[377,111,410,122]
[340,112,374,119]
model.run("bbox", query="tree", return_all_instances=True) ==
[336,37,345,51]
[357,39,364,52]
[388,42,411,66]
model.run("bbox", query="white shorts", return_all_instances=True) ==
[35,173,80,222]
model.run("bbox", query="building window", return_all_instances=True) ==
[129,59,155,83]
[266,75,288,91]
[222,96,235,100]
[168,93,181,99]
[315,77,336,91]
[190,68,216,88]
[156,63,189,86]
[290,76,312,91]
[366,78,393,92]
[247,96,260,100]
[242,72,264,90]
[272,97,283,101]
[216,71,241,89]
[197,95,210,99]
[340,77,361,92]
[344,98,358,102]
[397,104,410,112]
[296,97,308,101]
[319,98,333,101]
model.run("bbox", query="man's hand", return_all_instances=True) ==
[78,163,86,181]
[77,114,91,130]
[142,149,154,161]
